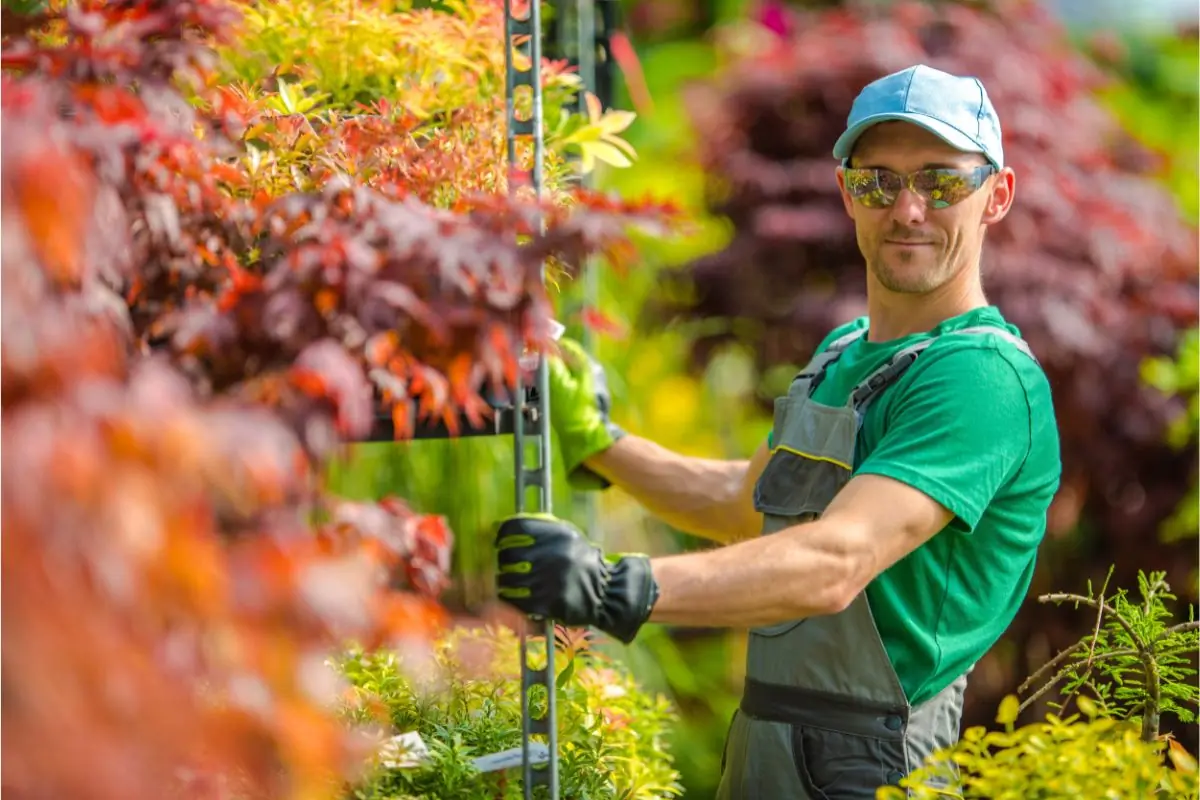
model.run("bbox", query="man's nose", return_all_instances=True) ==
[889,188,927,227]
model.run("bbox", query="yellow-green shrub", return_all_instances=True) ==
[879,696,1197,800]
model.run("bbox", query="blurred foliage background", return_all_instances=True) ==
[327,0,1199,795]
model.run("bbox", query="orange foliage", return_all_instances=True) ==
[0,2,672,796]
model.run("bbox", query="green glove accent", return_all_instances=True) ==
[494,513,659,644]
[547,338,626,491]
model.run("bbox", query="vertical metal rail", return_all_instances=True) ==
[504,1,558,798]
[557,0,603,542]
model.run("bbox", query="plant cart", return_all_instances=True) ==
[362,1,622,796]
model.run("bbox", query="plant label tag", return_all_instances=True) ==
[472,743,551,773]
[378,731,431,769]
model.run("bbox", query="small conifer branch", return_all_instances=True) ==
[1084,568,1115,672]
[1037,591,1166,740]
[1143,654,1162,742]
[1018,662,1082,713]
[1038,593,1142,647]
[1161,620,1200,639]
[1018,648,1139,714]
[1018,640,1086,695]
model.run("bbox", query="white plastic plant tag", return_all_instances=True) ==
[378,731,432,769]
[471,743,550,773]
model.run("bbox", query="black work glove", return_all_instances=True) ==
[495,514,659,644]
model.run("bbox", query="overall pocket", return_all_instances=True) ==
[753,446,850,519]
[791,724,908,800]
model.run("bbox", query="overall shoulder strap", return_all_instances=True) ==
[794,327,868,396]
[849,324,1039,415]
[849,339,935,411]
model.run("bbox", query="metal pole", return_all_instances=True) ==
[504,0,558,797]
[571,0,601,543]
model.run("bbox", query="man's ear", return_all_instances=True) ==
[982,166,1016,225]
[835,165,855,219]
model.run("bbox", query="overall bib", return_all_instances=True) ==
[716,325,1037,800]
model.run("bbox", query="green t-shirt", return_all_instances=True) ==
[768,306,1062,706]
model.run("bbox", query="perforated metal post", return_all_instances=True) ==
[504,1,558,798]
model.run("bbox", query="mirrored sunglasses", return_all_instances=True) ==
[843,165,996,210]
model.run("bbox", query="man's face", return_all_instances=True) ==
[835,121,1015,295]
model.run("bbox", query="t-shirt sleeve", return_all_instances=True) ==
[855,348,1033,532]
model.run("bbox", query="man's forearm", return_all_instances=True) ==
[584,435,763,545]
[646,517,861,628]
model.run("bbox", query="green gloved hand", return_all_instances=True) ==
[495,514,659,645]
[547,338,626,491]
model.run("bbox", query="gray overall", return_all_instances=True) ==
[716,324,1037,800]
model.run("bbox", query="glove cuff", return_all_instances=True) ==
[562,422,626,491]
[598,554,659,644]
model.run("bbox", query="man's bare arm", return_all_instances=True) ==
[646,473,954,628]
[584,435,770,546]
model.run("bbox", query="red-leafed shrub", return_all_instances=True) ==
[1,2,667,798]
[651,0,1198,735]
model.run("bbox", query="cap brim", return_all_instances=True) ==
[832,112,996,167]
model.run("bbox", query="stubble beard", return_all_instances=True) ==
[868,243,955,295]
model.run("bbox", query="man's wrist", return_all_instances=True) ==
[597,554,659,644]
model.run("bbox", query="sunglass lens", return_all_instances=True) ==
[913,169,982,209]
[846,169,899,208]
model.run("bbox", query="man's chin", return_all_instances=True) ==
[872,263,945,295]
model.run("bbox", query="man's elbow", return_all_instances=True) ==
[808,527,876,616]
[813,566,859,616]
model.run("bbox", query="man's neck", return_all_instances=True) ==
[865,274,988,343]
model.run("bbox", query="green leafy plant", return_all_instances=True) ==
[339,625,683,799]
[1021,568,1199,741]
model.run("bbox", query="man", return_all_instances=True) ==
[494,65,1062,798]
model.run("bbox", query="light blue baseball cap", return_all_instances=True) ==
[832,64,1004,169]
